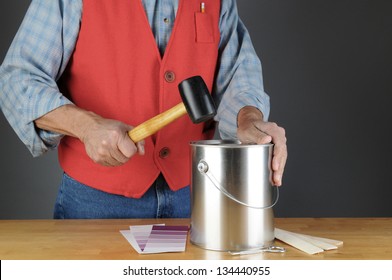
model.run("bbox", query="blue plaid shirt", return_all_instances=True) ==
[0,0,270,156]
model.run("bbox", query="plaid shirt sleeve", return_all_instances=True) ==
[0,0,82,156]
[214,0,270,139]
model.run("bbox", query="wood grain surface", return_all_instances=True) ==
[0,218,391,260]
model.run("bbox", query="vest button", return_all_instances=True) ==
[164,71,176,83]
[159,147,170,159]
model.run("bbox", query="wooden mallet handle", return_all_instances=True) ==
[127,102,187,143]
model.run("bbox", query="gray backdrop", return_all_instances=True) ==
[1,1,391,219]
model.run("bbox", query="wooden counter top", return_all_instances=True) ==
[0,218,391,260]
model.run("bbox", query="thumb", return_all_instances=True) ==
[126,125,145,155]
[136,141,145,155]
[118,132,138,158]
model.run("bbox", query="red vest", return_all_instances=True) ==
[58,0,220,197]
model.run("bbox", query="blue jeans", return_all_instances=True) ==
[54,173,190,219]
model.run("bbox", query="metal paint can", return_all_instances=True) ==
[190,140,278,251]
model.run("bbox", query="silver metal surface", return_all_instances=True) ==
[190,140,277,251]
[198,160,279,209]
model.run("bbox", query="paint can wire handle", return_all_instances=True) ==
[197,160,279,209]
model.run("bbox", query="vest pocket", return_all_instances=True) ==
[195,12,214,43]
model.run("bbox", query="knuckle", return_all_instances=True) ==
[97,146,108,158]
[100,139,109,147]
[92,156,104,165]
[109,129,121,140]
[269,122,278,129]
